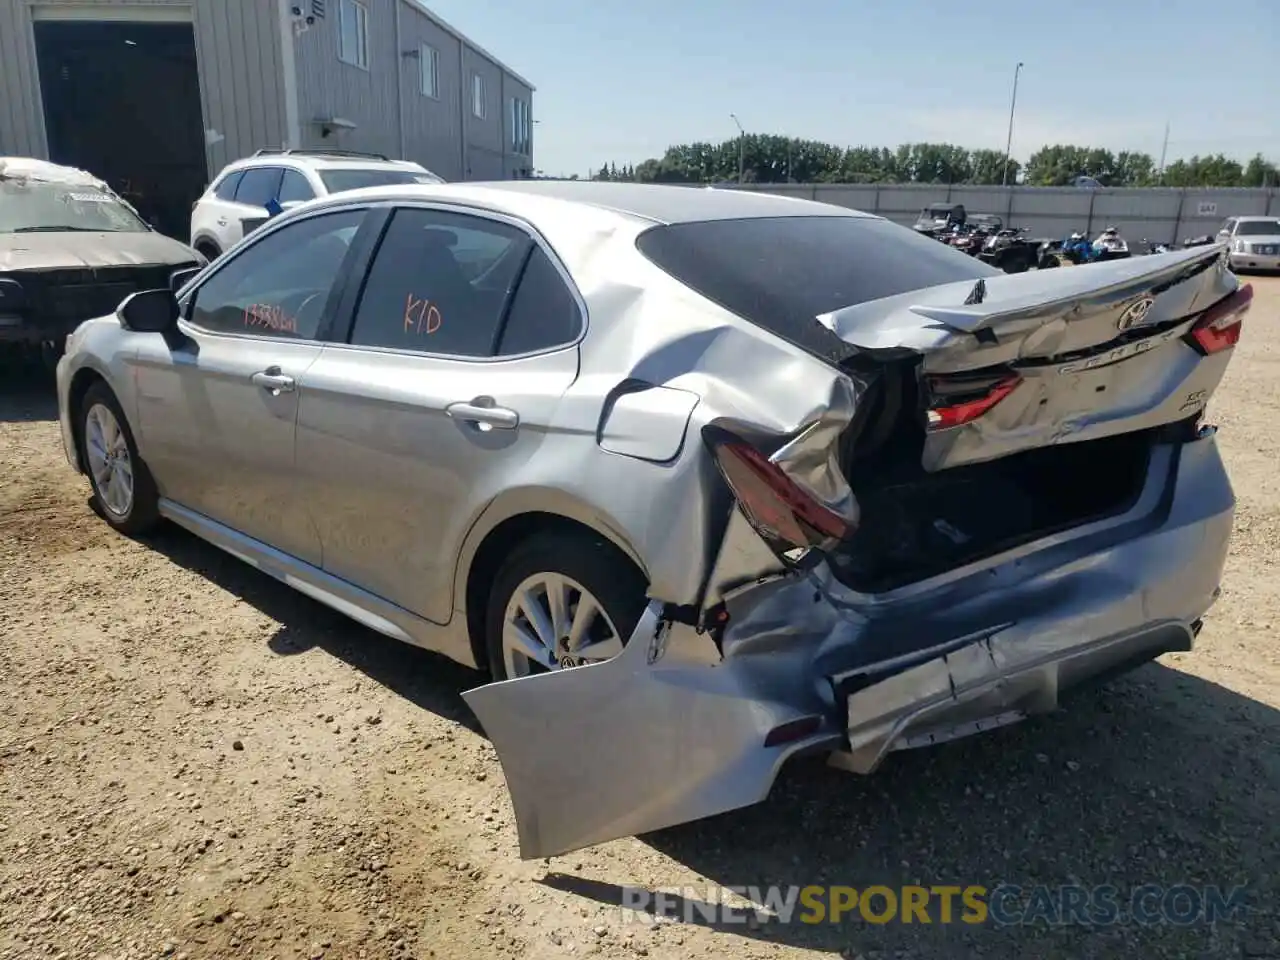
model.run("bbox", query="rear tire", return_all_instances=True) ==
[484,532,648,681]
[195,240,221,262]
[79,381,161,536]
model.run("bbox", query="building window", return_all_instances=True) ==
[510,97,531,155]
[420,44,439,97]
[472,72,486,119]
[338,0,368,69]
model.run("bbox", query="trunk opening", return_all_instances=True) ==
[831,358,1157,593]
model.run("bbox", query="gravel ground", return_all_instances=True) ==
[2,276,1278,960]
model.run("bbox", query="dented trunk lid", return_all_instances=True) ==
[818,243,1238,472]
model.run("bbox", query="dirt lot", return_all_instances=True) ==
[2,277,1279,960]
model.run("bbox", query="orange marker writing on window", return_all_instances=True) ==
[403,293,443,335]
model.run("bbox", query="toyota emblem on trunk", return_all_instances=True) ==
[1117,297,1154,330]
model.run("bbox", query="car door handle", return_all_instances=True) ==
[446,398,519,430]
[216,217,228,226]
[251,367,295,395]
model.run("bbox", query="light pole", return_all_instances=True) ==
[1001,62,1024,187]
[730,113,745,184]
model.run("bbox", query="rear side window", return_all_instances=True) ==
[278,169,315,203]
[347,207,531,357]
[497,247,582,355]
[213,171,243,201]
[235,167,283,207]
[635,216,998,349]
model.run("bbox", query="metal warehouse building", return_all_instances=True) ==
[0,0,535,236]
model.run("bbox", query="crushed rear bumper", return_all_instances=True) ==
[464,430,1234,860]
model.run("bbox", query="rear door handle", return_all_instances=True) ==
[446,398,519,431]
[216,217,228,226]
[252,366,295,395]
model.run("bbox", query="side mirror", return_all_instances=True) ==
[170,265,202,292]
[117,288,179,335]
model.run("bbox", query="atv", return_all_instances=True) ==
[978,226,1039,273]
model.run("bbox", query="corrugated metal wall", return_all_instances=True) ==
[0,0,286,178]
[293,0,401,158]
[192,0,287,174]
[288,0,533,181]
[0,0,47,157]
[398,6,465,181]
[729,183,1279,244]
[461,45,503,179]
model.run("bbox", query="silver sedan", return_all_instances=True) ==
[56,181,1248,859]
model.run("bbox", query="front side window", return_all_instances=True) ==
[187,210,365,339]
[472,72,486,119]
[347,207,530,357]
[0,177,148,234]
[420,44,439,97]
[338,0,369,69]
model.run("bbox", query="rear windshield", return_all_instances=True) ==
[1236,220,1280,236]
[319,168,444,193]
[635,215,998,346]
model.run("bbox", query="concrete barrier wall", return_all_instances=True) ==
[726,182,1279,244]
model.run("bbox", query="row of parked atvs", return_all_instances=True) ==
[912,202,1217,274]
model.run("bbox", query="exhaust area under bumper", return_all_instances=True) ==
[829,620,1194,776]
[463,432,1235,861]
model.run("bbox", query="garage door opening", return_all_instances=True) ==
[34,19,207,241]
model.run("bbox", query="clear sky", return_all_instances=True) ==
[425,0,1278,179]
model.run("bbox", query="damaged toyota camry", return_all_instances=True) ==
[54,181,1248,860]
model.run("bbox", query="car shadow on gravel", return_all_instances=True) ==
[0,359,57,423]
[143,523,488,734]
[545,661,1280,957]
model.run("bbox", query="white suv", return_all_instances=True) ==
[189,149,443,260]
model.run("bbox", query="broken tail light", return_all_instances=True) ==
[924,371,1022,431]
[704,427,851,555]
[1186,283,1253,356]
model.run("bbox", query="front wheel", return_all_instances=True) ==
[79,381,161,535]
[485,532,649,681]
[195,240,221,263]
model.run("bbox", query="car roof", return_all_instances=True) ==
[1234,215,1280,222]
[0,156,106,187]
[343,180,875,225]
[226,153,426,173]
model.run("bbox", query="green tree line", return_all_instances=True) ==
[593,136,1279,188]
